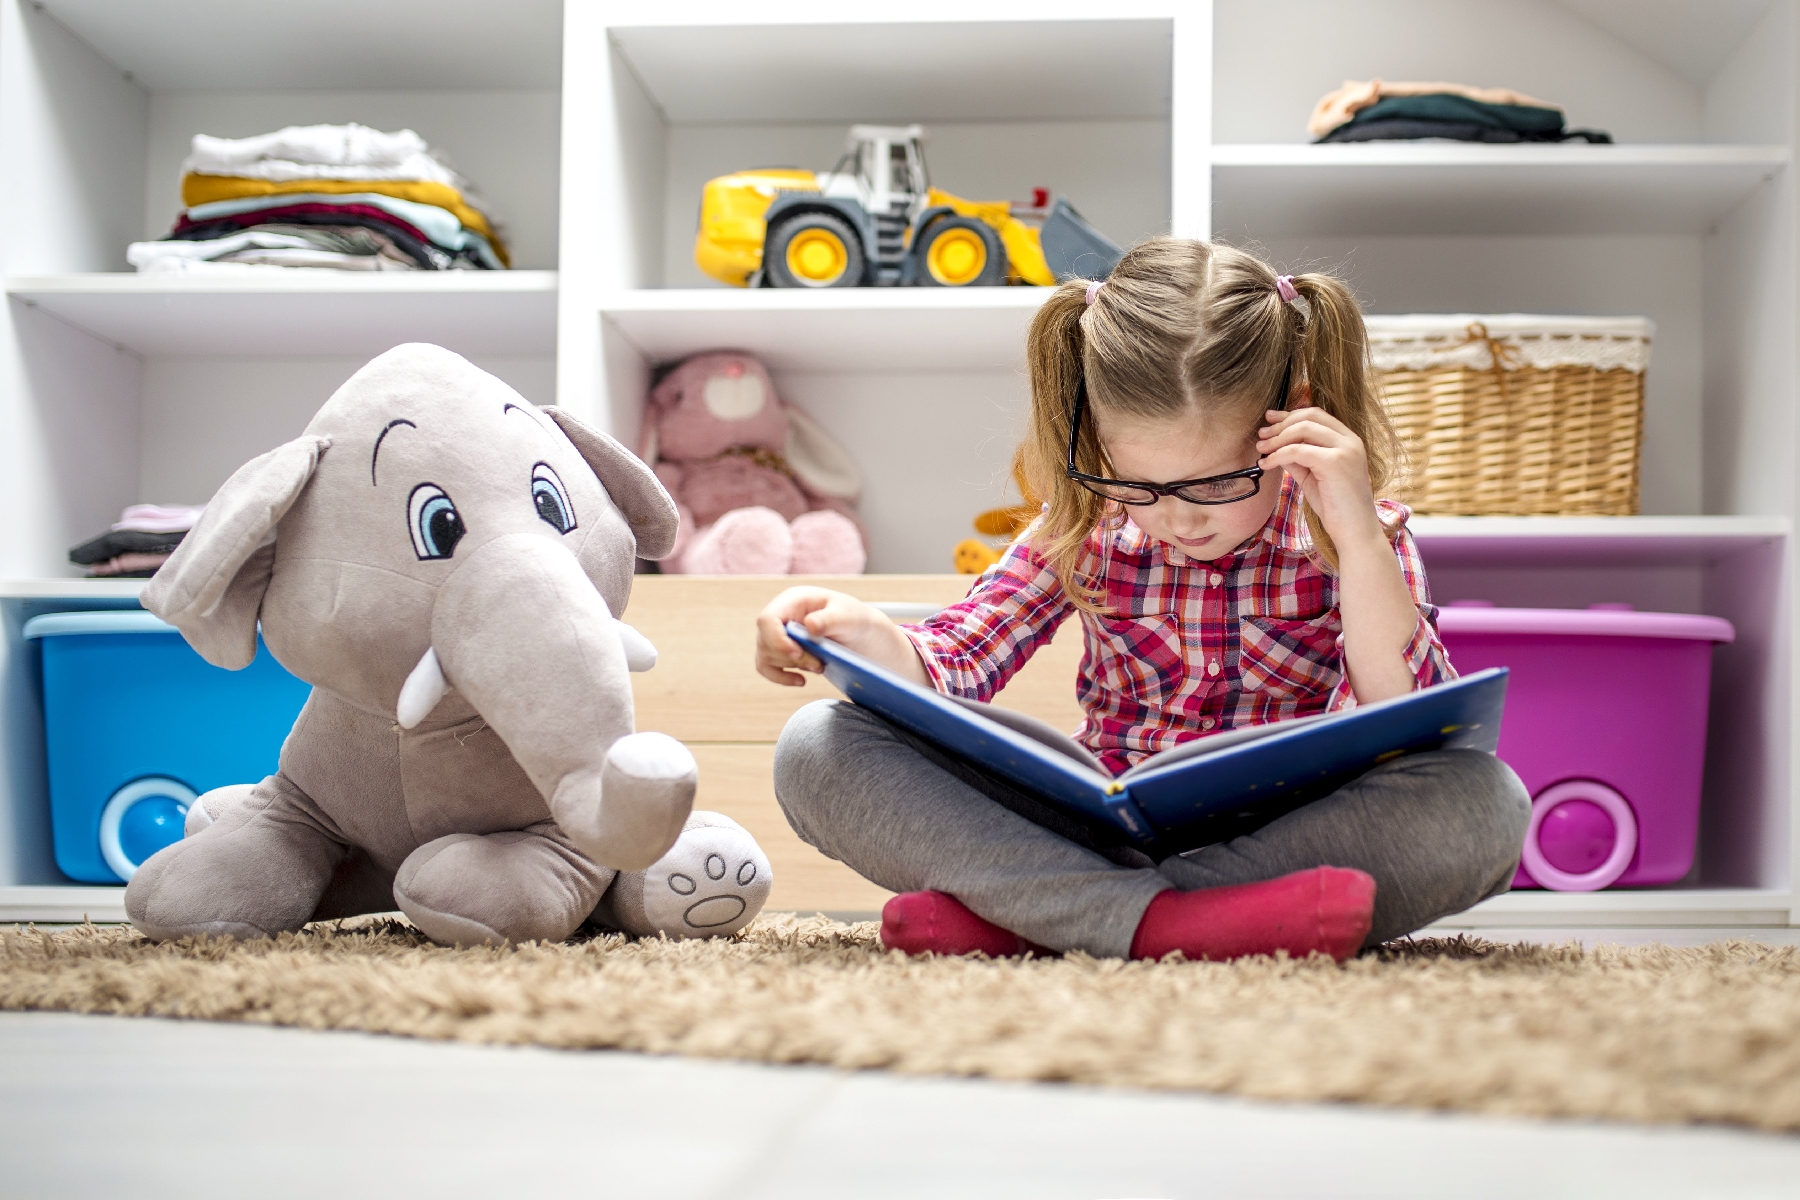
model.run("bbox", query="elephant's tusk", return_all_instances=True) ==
[615,620,658,672]
[397,646,450,729]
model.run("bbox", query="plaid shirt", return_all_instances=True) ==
[903,474,1455,777]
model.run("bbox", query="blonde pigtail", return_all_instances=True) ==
[1291,273,1407,573]
[1019,280,1112,609]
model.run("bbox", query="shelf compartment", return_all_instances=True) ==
[6,272,558,358]
[36,0,562,91]
[600,287,1050,373]
[1211,144,1790,236]
[610,17,1172,124]
[0,885,127,924]
[1409,515,1788,567]
[1431,888,1794,929]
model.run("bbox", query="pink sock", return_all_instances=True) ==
[1129,866,1375,963]
[880,891,1050,958]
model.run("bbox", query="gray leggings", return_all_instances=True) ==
[774,700,1531,957]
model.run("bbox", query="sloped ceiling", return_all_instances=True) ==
[1553,0,1774,86]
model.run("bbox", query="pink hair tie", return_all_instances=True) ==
[1085,279,1105,306]
[1275,275,1299,304]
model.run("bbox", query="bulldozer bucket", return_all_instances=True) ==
[1040,198,1123,281]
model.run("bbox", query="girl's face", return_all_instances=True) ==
[1093,404,1283,561]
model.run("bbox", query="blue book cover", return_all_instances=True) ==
[785,621,1507,855]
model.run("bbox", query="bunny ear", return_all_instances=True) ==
[542,406,680,559]
[784,404,861,500]
[140,436,328,669]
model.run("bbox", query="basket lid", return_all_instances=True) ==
[1365,314,1653,373]
[23,610,177,639]
[1436,602,1732,643]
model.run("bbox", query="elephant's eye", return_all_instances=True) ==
[407,483,465,560]
[531,463,577,534]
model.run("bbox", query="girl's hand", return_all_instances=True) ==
[753,587,930,688]
[1255,407,1383,548]
[1259,407,1420,704]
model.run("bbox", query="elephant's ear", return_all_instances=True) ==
[141,436,328,670]
[543,406,679,560]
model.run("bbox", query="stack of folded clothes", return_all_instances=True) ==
[128,123,508,274]
[69,504,204,578]
[1309,80,1612,144]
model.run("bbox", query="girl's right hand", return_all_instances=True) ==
[754,587,930,687]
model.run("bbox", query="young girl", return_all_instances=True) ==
[754,239,1529,962]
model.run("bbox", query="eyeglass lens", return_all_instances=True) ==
[1081,474,1261,505]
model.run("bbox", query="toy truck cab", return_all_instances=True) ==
[694,124,1120,289]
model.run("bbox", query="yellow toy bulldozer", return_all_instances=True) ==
[694,125,1123,288]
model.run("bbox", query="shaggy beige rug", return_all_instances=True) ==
[4,915,1798,1132]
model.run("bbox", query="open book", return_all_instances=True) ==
[787,622,1507,856]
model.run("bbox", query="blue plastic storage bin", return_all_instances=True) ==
[24,610,312,883]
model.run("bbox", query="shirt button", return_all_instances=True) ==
[1201,717,1216,731]
[1209,573,1223,586]
[1207,661,1221,676]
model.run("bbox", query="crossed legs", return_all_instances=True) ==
[774,700,1530,958]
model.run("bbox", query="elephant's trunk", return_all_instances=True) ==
[427,534,692,867]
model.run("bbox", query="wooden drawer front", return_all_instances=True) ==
[621,574,1086,742]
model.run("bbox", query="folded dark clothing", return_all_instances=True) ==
[69,528,185,565]
[86,550,171,578]
[173,211,444,270]
[1321,118,1613,143]
[172,205,488,270]
[1318,94,1611,144]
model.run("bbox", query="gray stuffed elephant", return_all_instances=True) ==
[128,343,771,946]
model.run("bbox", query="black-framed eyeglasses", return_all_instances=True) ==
[1064,357,1292,507]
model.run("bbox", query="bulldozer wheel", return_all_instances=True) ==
[767,211,864,288]
[918,216,1004,287]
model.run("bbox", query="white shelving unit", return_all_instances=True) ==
[0,0,1796,934]
[0,0,563,914]
[8,272,559,358]
[1210,143,1790,236]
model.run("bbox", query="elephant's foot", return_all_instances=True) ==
[393,825,614,947]
[183,782,259,836]
[597,811,772,939]
[126,776,343,942]
[552,732,696,871]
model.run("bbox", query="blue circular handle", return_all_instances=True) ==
[98,777,195,882]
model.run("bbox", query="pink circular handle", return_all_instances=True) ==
[1520,780,1637,891]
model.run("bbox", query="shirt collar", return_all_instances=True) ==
[1259,471,1313,555]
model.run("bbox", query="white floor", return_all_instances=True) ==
[4,1012,1800,1199]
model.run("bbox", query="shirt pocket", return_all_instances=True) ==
[1238,611,1341,702]
[1086,612,1187,711]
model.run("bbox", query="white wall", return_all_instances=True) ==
[660,119,1172,288]
[1252,234,1704,515]
[1213,0,1702,144]
[137,355,556,506]
[0,0,146,579]
[144,90,562,270]
[779,370,1029,574]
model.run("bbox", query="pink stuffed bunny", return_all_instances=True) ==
[642,351,866,575]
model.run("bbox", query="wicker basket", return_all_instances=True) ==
[1367,315,1652,516]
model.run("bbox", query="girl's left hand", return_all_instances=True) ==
[1256,407,1382,546]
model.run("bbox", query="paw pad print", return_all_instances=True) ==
[667,852,761,929]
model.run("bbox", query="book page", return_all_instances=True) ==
[944,694,1107,776]
[1117,710,1330,783]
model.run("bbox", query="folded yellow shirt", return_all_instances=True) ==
[180,174,508,265]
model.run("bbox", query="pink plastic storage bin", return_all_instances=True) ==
[1434,603,1734,891]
